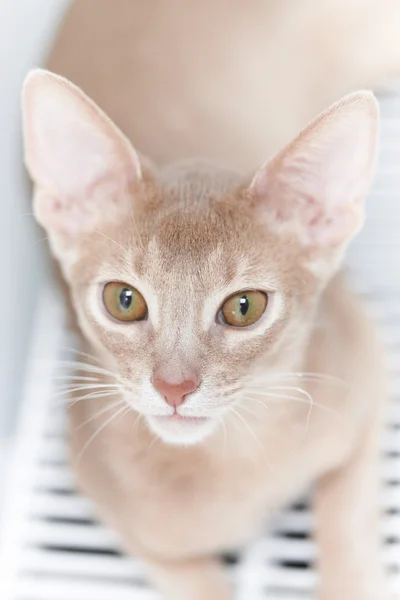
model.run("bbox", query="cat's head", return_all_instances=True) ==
[22,70,379,445]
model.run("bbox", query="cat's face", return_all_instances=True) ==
[64,181,319,444]
[22,70,378,445]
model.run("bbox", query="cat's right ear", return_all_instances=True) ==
[249,91,379,274]
[22,69,143,257]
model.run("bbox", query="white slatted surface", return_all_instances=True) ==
[1,94,400,599]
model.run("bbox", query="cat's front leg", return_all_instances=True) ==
[314,412,390,600]
[143,555,233,600]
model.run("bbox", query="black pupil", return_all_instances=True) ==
[120,288,133,310]
[239,295,249,316]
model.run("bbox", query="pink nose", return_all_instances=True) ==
[152,376,199,408]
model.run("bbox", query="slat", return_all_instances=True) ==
[270,511,400,536]
[29,492,94,521]
[24,521,119,551]
[22,548,145,580]
[382,460,400,482]
[14,578,159,600]
[32,464,75,491]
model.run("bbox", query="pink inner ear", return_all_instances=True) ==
[251,92,378,248]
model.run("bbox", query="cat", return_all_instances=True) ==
[22,69,388,600]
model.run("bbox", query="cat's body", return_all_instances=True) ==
[20,3,394,595]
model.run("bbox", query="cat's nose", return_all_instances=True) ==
[152,375,200,408]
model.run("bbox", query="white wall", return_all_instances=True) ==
[0,0,70,436]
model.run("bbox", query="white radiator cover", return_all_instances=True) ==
[0,94,400,599]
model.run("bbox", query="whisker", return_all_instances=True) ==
[53,383,122,399]
[244,371,348,387]
[246,392,345,423]
[65,390,121,409]
[130,216,145,252]
[230,407,265,457]
[268,386,314,443]
[59,346,104,365]
[219,416,228,450]
[55,382,122,391]
[53,375,101,383]
[131,411,142,438]
[54,360,117,378]
[93,229,131,259]
[267,385,314,402]
[238,404,260,419]
[76,404,129,463]
[247,390,310,403]
[147,433,161,454]
[241,397,269,414]
[115,406,132,426]
[75,400,126,431]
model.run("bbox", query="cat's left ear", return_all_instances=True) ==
[250,91,379,262]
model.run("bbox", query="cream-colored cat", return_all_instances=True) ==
[22,70,387,600]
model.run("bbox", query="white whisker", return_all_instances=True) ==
[268,386,313,442]
[242,397,269,414]
[59,346,104,365]
[75,400,126,431]
[248,390,309,403]
[130,216,145,251]
[230,407,265,457]
[53,383,122,400]
[131,411,142,438]
[218,416,228,451]
[53,375,101,383]
[238,404,260,419]
[76,404,129,463]
[66,390,121,409]
[93,228,131,259]
[54,360,116,378]
[147,433,161,454]
[245,371,348,388]
[246,391,345,424]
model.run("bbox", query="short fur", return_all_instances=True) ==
[22,70,388,600]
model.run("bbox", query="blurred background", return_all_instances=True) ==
[0,1,69,439]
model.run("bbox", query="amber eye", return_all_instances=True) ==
[220,291,268,327]
[103,282,147,322]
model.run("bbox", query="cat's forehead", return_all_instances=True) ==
[158,159,243,203]
[134,207,282,295]
[136,161,249,268]
[123,162,284,287]
[137,208,244,284]
[73,164,268,287]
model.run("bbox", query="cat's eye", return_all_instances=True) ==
[220,291,268,327]
[103,282,147,322]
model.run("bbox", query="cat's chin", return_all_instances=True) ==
[146,414,217,446]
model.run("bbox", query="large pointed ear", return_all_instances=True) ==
[22,69,142,255]
[250,91,379,267]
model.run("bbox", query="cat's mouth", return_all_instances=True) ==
[147,413,216,445]
[157,414,209,423]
